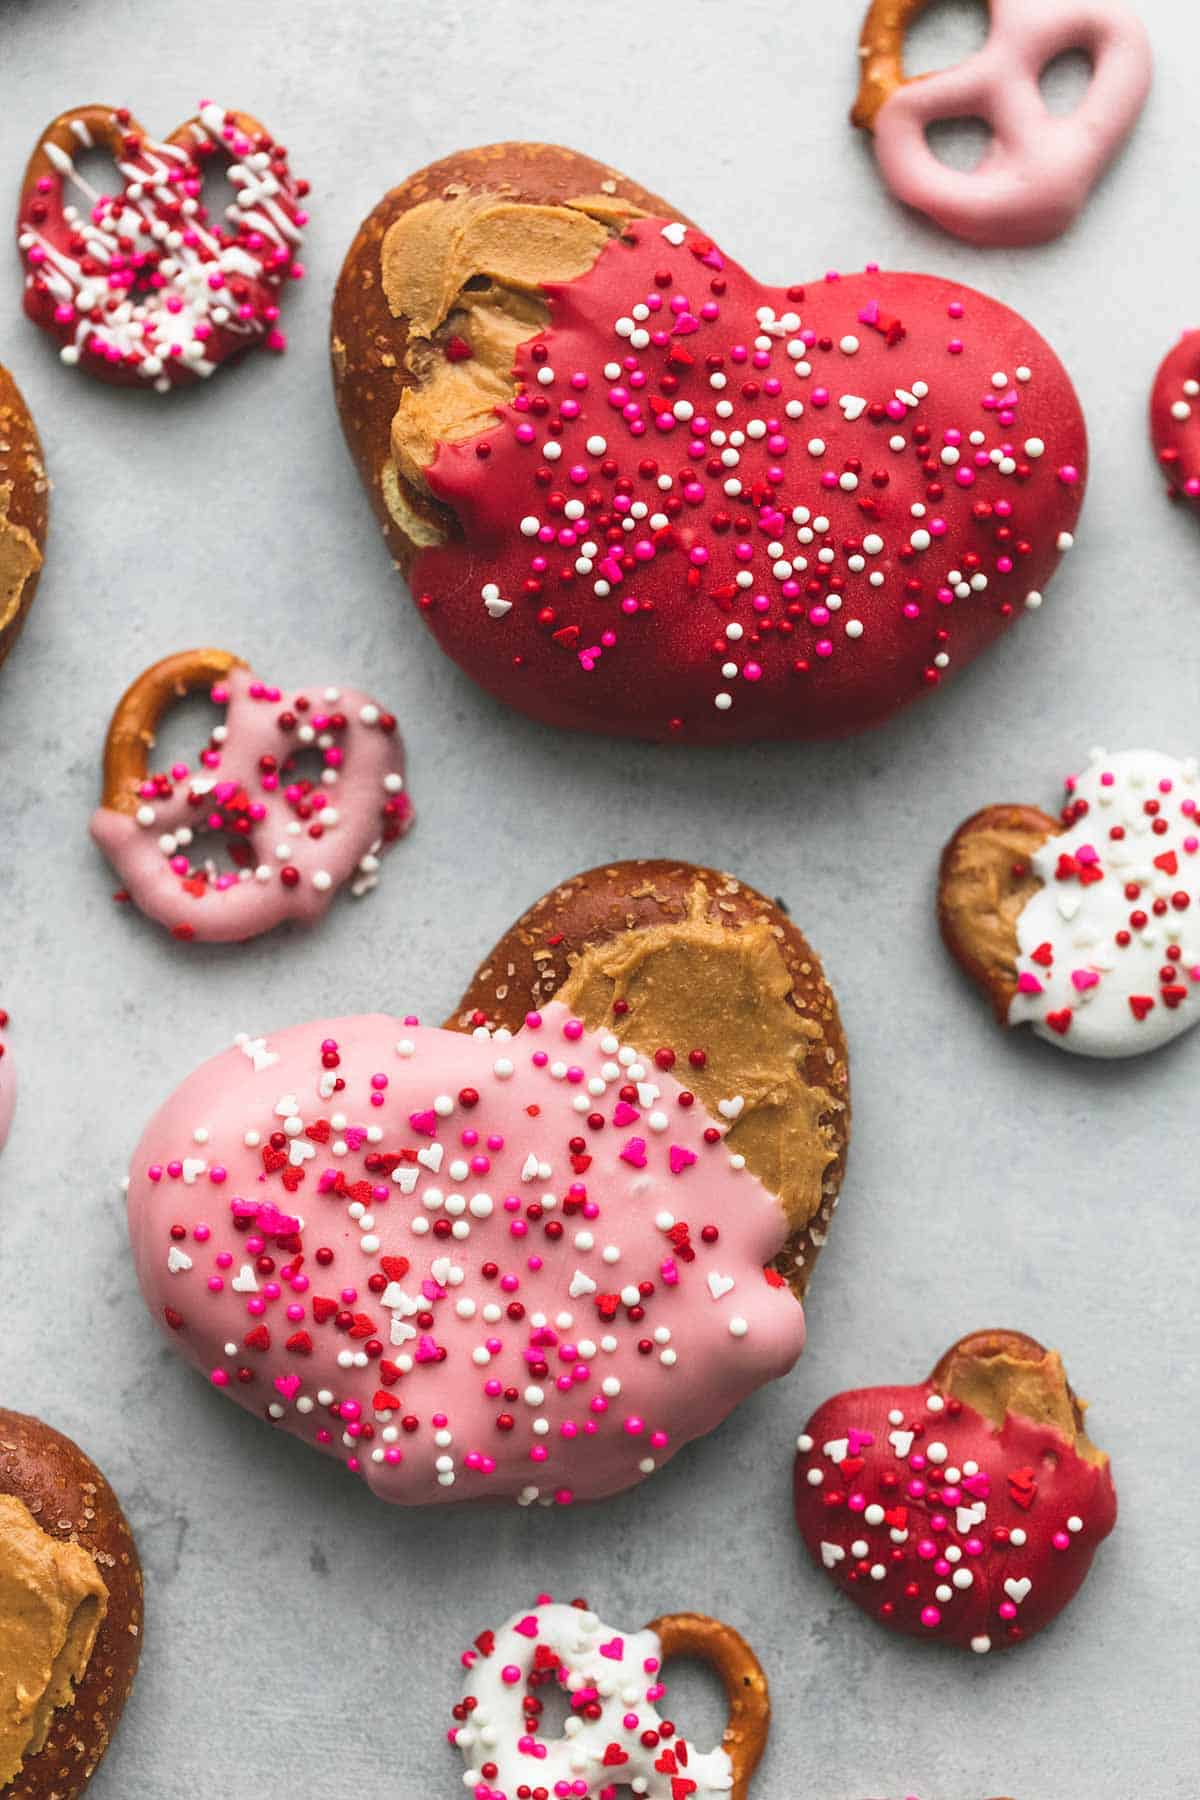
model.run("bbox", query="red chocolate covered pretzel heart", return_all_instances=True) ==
[793,1329,1116,1654]
[1150,329,1200,505]
[90,649,413,943]
[332,144,1087,745]
[17,103,307,390]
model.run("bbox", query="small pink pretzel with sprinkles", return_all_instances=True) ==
[451,1598,770,1799]
[17,102,308,390]
[852,0,1152,246]
[90,649,413,943]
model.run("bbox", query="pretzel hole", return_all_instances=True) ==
[197,161,247,236]
[1038,48,1094,115]
[148,688,226,780]
[528,1678,573,1740]
[924,116,993,172]
[658,1652,727,1754]
[67,146,125,208]
[903,0,989,77]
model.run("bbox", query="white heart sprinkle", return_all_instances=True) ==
[181,1158,206,1185]
[717,1095,744,1121]
[888,1429,914,1457]
[839,394,867,422]
[273,1093,300,1118]
[956,1502,987,1534]
[392,1165,419,1195]
[231,1264,258,1294]
[823,1437,849,1463]
[484,596,512,619]
[1004,1577,1032,1604]
[418,1143,444,1173]
[706,1272,735,1301]
[166,1246,192,1275]
[661,221,687,246]
[569,1270,598,1299]
[820,1541,846,1568]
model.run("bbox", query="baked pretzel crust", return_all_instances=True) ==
[100,648,245,813]
[0,1409,142,1800]
[0,364,47,672]
[938,803,1059,1019]
[646,1611,769,1798]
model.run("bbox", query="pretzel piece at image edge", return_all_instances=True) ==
[646,1612,770,1798]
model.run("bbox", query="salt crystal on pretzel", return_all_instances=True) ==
[853,0,1152,246]
[90,649,413,943]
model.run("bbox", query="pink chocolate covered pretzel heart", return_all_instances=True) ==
[17,102,308,390]
[90,649,413,943]
[127,1004,806,1506]
[853,0,1152,246]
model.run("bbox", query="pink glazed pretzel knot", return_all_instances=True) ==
[90,649,414,943]
[852,0,1152,246]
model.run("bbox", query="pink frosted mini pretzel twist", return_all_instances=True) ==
[853,0,1152,246]
[17,102,308,390]
[90,650,414,943]
[126,1004,806,1505]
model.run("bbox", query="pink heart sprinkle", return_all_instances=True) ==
[1071,969,1100,992]
[1075,843,1100,865]
[408,1109,438,1136]
[669,1146,697,1176]
[847,1429,875,1455]
[612,1101,640,1127]
[858,300,881,325]
[672,314,700,335]
[415,1335,440,1363]
[1017,971,1044,995]
[274,1374,300,1400]
[599,1637,624,1661]
[963,1472,991,1499]
[661,1259,679,1285]
[514,1616,539,1638]
[619,1137,648,1168]
[344,1127,366,1150]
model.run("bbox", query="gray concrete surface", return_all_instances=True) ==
[0,2,1195,1795]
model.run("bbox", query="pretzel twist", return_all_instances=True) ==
[647,1611,770,1797]
[100,647,244,813]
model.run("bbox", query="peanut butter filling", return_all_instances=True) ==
[937,1340,1106,1467]
[0,1492,109,1787]
[941,812,1053,988]
[378,192,640,535]
[0,485,41,638]
[556,899,841,1236]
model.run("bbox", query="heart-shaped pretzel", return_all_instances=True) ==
[939,748,1200,1056]
[0,1409,142,1800]
[451,1598,769,1799]
[90,649,413,943]
[794,1328,1117,1654]
[126,862,845,1505]
[1150,329,1200,505]
[17,102,308,390]
[0,362,48,673]
[853,0,1152,246]
[332,142,1087,744]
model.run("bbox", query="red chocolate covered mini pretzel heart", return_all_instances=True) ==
[331,144,1087,745]
[1150,330,1200,505]
[17,103,308,390]
[451,1598,769,1799]
[793,1330,1116,1654]
[852,0,1152,246]
[127,863,847,1505]
[90,650,413,943]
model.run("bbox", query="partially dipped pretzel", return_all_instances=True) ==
[90,649,413,943]
[853,0,1151,246]
[0,363,47,673]
[451,1598,769,1798]
[17,102,308,390]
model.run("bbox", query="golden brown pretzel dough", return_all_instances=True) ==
[100,648,246,814]
[647,1611,770,1799]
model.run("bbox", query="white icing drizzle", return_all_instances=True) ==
[1008,748,1200,1057]
[454,1602,734,1797]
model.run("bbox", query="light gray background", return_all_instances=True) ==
[0,2,1195,1796]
